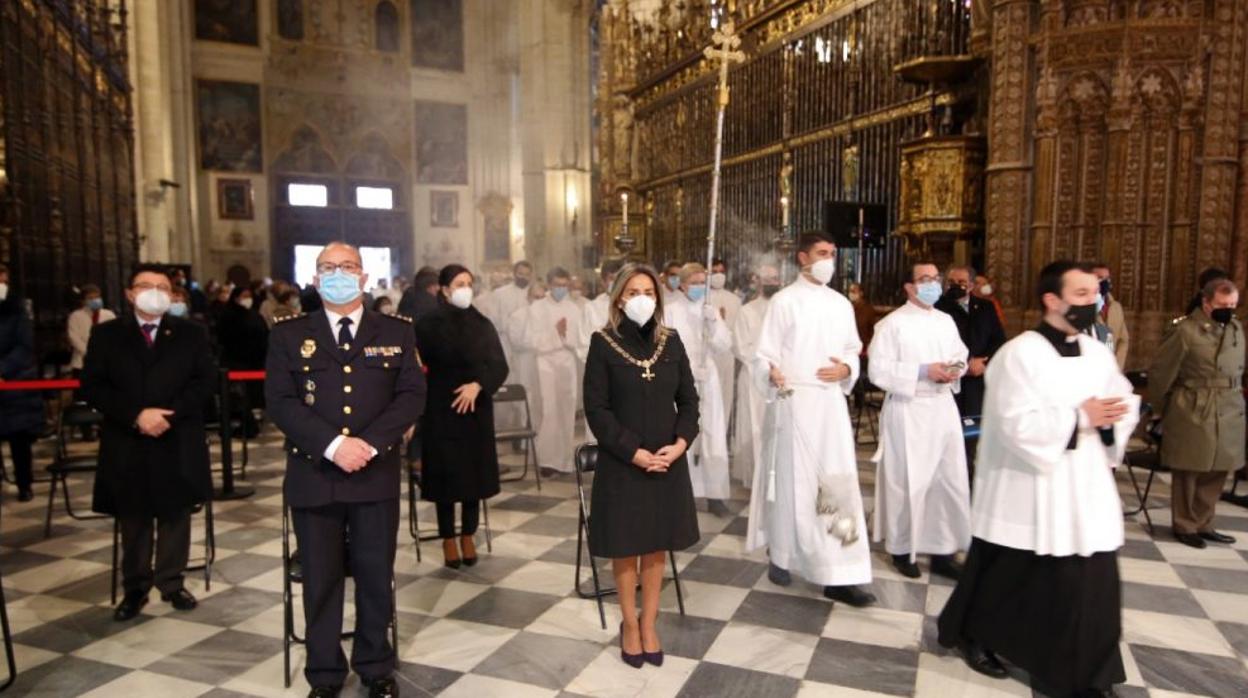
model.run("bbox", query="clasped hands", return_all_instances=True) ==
[136,407,174,437]
[632,438,688,473]
[452,381,482,414]
[769,357,850,389]
[331,436,377,473]
[926,361,964,384]
[1081,396,1129,428]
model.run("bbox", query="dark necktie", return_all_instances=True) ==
[141,323,156,347]
[338,317,353,350]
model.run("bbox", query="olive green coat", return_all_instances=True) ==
[1148,310,1245,473]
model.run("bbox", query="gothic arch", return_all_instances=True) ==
[272,125,338,174]
[345,132,406,179]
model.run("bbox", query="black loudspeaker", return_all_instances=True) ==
[823,201,888,249]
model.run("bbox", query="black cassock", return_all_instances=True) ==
[584,318,700,558]
[414,303,509,503]
[938,322,1125,695]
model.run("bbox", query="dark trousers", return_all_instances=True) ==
[119,509,192,596]
[435,500,480,539]
[292,498,399,687]
[1171,469,1229,535]
[1,433,34,492]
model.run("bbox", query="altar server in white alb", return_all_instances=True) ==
[578,259,622,363]
[514,268,582,473]
[707,258,742,422]
[664,262,733,516]
[938,261,1138,698]
[506,281,546,442]
[747,232,875,608]
[868,261,972,580]
[731,261,779,488]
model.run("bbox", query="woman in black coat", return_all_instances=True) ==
[0,266,44,501]
[216,285,268,435]
[583,263,700,668]
[414,264,509,568]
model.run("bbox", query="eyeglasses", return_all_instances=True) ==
[915,275,942,285]
[317,262,362,274]
[133,282,172,293]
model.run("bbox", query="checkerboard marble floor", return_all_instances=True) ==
[2,426,1248,697]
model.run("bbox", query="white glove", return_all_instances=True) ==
[701,304,719,323]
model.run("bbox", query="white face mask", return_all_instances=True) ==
[709,272,727,290]
[809,258,836,284]
[135,288,171,316]
[449,286,473,309]
[237,297,254,310]
[0,283,8,301]
[623,294,656,326]
[979,283,993,296]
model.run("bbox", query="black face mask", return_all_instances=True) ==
[1211,307,1234,325]
[514,277,530,289]
[945,285,967,300]
[761,285,781,298]
[1065,302,1099,331]
[1099,278,1111,298]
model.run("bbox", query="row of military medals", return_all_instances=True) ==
[302,338,317,405]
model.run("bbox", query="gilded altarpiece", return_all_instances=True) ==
[982,0,1248,367]
[594,0,974,301]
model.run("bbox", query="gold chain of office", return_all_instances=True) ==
[596,329,669,381]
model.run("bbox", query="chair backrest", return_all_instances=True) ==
[494,384,528,403]
[575,443,598,474]
[62,402,103,428]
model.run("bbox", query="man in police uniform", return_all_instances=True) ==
[266,242,425,698]
[1149,278,1245,550]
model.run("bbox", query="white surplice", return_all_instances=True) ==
[664,293,732,500]
[868,302,972,560]
[747,277,872,586]
[577,293,611,363]
[514,295,582,472]
[709,288,742,422]
[731,296,769,487]
[505,303,544,435]
[484,282,531,429]
[974,331,1139,556]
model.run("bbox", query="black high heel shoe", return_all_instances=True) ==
[619,622,644,669]
[640,616,663,666]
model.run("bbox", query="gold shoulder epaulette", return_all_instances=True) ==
[274,313,307,324]
[384,313,414,324]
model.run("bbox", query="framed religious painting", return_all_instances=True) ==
[197,80,262,172]
[430,191,458,228]
[217,178,254,220]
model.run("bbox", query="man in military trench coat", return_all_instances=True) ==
[266,242,426,698]
[1149,278,1245,549]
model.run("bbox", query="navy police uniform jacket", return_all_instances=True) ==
[265,308,426,508]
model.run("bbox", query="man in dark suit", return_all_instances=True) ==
[266,242,425,698]
[934,265,1006,419]
[397,266,438,323]
[81,263,216,621]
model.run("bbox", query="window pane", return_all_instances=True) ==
[356,186,394,210]
[289,183,328,207]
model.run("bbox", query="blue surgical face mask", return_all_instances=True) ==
[318,270,362,305]
[687,284,707,302]
[667,276,681,291]
[550,286,569,302]
[168,301,188,317]
[916,281,942,306]
[86,298,103,311]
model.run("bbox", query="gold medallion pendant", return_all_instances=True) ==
[301,339,317,359]
[597,330,668,382]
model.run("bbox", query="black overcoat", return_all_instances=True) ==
[82,315,216,517]
[934,294,1006,417]
[414,303,509,502]
[584,318,701,558]
[0,297,44,436]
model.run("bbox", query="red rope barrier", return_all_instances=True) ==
[0,371,270,391]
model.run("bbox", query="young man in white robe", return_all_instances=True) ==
[731,262,779,488]
[868,262,971,580]
[514,268,582,474]
[938,261,1138,698]
[483,261,534,430]
[505,282,547,450]
[747,232,876,608]
[664,262,733,516]
[577,259,622,364]
[708,259,742,426]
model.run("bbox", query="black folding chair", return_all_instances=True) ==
[1122,402,1166,535]
[0,563,14,692]
[573,443,685,630]
[108,500,215,606]
[852,362,882,445]
[407,467,492,553]
[494,384,542,491]
[282,497,398,688]
[43,403,109,537]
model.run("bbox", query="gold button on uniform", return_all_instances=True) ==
[303,366,310,372]
[341,427,351,435]
[343,366,352,374]
[344,385,353,393]
[343,406,352,414]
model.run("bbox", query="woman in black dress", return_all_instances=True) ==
[583,263,700,668]
[415,264,509,568]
